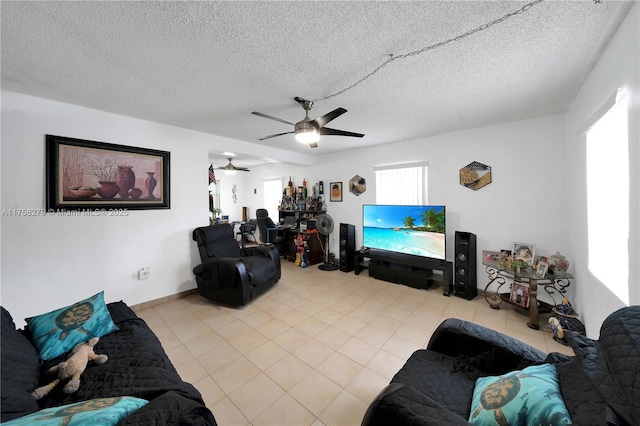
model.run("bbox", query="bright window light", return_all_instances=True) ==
[263,178,284,216]
[586,88,629,305]
[375,163,428,205]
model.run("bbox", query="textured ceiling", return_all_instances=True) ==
[1,1,633,168]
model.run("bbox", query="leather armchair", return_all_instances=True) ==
[192,224,280,307]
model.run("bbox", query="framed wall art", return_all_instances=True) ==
[459,161,492,190]
[46,134,170,211]
[329,182,342,202]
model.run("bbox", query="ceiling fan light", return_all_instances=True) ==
[225,169,236,175]
[295,121,319,144]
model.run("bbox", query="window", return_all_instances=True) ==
[263,177,284,216]
[586,88,629,305]
[375,162,428,204]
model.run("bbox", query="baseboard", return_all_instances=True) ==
[129,288,199,311]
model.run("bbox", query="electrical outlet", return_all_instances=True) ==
[137,267,151,280]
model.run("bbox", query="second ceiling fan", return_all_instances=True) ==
[252,97,364,148]
[215,158,250,173]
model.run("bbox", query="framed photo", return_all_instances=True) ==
[512,242,535,266]
[510,281,530,308]
[46,134,170,210]
[536,261,549,278]
[329,182,342,202]
[482,250,501,265]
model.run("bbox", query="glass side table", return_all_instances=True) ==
[482,261,573,329]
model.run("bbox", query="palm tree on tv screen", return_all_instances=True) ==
[420,208,445,233]
[403,216,416,229]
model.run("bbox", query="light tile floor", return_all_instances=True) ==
[134,260,574,426]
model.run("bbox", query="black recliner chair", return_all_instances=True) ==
[192,223,280,307]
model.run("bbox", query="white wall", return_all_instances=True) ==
[303,115,569,306]
[1,92,228,325]
[565,3,639,337]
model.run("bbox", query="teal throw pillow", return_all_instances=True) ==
[25,291,118,361]
[1,396,148,425]
[469,363,571,425]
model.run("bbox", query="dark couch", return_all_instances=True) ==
[1,302,216,425]
[362,305,640,426]
[192,224,281,307]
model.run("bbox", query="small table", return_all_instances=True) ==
[483,261,573,329]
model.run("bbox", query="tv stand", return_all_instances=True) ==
[355,250,452,293]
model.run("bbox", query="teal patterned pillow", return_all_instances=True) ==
[469,363,571,425]
[25,291,118,361]
[1,396,148,425]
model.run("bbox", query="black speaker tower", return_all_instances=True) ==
[339,223,356,272]
[454,231,477,300]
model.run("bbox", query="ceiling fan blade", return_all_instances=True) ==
[310,108,347,128]
[257,131,293,141]
[251,111,294,126]
[319,127,365,138]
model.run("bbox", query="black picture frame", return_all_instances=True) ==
[46,134,170,211]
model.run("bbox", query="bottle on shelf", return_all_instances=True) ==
[287,176,293,198]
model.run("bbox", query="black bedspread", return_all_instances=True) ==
[555,305,640,426]
[33,301,216,425]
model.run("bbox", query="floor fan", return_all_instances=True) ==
[316,214,339,271]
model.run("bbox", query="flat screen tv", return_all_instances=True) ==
[362,204,446,260]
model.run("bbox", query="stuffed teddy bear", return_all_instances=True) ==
[32,337,108,400]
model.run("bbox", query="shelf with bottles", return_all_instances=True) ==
[279,177,326,212]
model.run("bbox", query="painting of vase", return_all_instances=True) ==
[116,165,136,199]
[46,135,170,210]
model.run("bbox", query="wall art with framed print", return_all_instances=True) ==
[329,182,342,202]
[46,135,170,210]
[512,242,535,266]
[510,281,530,308]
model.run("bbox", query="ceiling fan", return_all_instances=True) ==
[252,97,364,148]
[215,158,250,173]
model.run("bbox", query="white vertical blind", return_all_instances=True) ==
[375,163,427,205]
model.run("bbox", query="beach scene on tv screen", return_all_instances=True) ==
[363,205,446,259]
